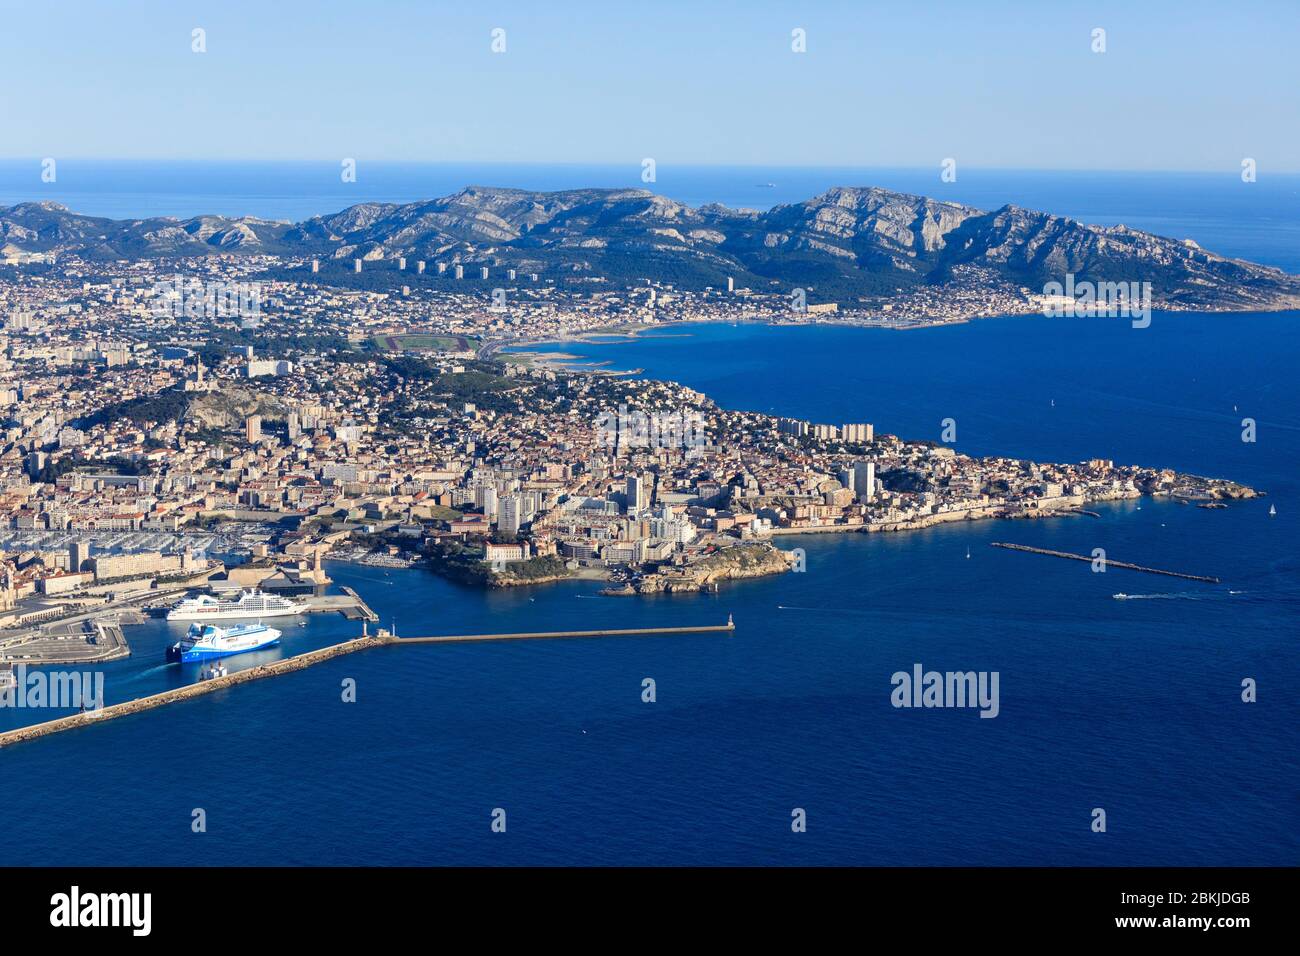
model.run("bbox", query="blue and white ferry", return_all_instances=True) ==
[166,622,282,663]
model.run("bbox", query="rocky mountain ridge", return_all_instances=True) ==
[5,186,1298,309]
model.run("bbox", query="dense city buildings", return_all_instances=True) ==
[0,252,1255,618]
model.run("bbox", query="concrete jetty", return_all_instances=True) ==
[0,618,733,749]
[393,620,735,644]
[990,542,1220,583]
[338,586,379,621]
[0,636,387,750]
[301,588,379,621]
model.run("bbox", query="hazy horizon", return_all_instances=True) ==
[4,0,1298,173]
[4,159,1299,177]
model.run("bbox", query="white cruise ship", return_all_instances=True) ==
[166,589,306,621]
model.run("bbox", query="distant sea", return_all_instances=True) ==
[2,159,1299,272]
[1,165,1296,866]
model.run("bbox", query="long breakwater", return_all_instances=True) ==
[0,636,388,749]
[393,621,735,644]
[989,542,1221,583]
[0,620,734,749]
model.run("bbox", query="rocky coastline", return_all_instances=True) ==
[601,542,795,595]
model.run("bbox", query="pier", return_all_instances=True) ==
[0,636,385,749]
[990,543,1220,583]
[0,618,733,749]
[302,587,378,621]
[391,619,735,644]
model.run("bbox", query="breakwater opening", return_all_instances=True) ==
[989,543,1220,583]
[0,619,734,749]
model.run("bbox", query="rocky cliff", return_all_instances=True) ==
[611,542,795,594]
[6,185,1298,309]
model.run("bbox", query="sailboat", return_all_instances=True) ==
[1269,503,1277,516]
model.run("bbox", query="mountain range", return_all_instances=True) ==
[3,186,1298,309]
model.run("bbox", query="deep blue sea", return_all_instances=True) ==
[1,165,1297,866]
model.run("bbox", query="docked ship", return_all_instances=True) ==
[166,622,282,663]
[166,589,305,621]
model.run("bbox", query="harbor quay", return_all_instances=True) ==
[0,584,378,667]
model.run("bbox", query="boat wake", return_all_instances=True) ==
[127,663,176,680]
[1111,591,1233,601]
[777,604,871,614]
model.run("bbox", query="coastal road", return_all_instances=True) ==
[477,336,520,360]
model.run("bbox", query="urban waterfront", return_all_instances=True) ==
[2,309,1296,866]
[5,1,1299,937]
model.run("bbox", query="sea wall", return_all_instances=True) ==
[0,636,390,749]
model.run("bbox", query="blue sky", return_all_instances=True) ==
[1,0,1296,171]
